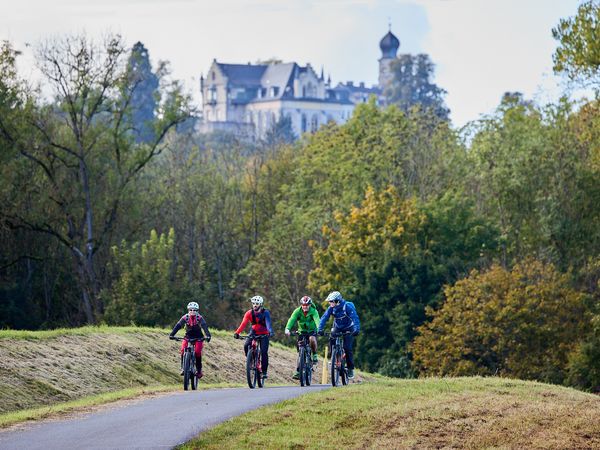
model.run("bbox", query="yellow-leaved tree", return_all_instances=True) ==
[412,260,590,384]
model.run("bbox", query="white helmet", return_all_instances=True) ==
[187,301,199,311]
[326,291,343,303]
[250,295,264,306]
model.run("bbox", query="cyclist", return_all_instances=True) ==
[234,295,274,379]
[285,295,320,379]
[317,291,360,379]
[169,301,212,379]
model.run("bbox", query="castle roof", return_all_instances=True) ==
[216,63,267,86]
[379,30,400,59]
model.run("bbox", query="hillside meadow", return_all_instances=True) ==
[180,377,600,450]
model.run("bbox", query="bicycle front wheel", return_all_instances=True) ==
[299,347,307,387]
[256,344,264,388]
[190,354,198,390]
[304,348,312,386]
[246,349,257,389]
[330,347,341,387]
[183,351,193,391]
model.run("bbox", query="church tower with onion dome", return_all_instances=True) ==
[378,27,400,90]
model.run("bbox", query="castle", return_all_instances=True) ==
[198,29,400,139]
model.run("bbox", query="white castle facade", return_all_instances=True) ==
[198,29,400,139]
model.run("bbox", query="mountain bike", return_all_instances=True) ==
[237,334,268,389]
[170,336,205,391]
[290,331,315,387]
[326,330,352,387]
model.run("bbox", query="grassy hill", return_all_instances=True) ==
[0,326,335,424]
[179,377,600,449]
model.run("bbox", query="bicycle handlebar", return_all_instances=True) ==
[289,331,316,336]
[323,330,354,337]
[169,336,205,342]
[236,334,269,340]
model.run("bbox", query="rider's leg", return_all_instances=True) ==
[180,340,187,375]
[261,336,270,375]
[343,334,355,369]
[310,335,318,362]
[195,341,204,375]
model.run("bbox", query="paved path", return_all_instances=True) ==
[0,385,329,450]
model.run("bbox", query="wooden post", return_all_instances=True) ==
[321,344,328,385]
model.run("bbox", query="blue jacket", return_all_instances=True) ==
[318,300,360,333]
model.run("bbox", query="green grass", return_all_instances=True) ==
[0,325,171,340]
[178,377,600,450]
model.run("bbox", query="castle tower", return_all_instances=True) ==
[378,28,400,89]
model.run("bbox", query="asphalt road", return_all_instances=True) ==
[0,385,330,450]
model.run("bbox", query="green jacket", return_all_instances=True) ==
[285,305,320,333]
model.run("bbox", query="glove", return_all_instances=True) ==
[317,330,324,336]
[169,334,175,340]
[205,336,211,343]
[352,330,360,337]
[285,329,290,336]
[234,333,240,340]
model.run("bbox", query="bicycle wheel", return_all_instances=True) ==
[190,354,198,391]
[256,343,264,388]
[330,347,340,387]
[304,348,312,386]
[183,351,192,391]
[299,347,307,387]
[246,349,257,389]
[341,353,348,386]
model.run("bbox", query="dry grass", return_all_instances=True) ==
[180,377,600,450]
[0,326,373,422]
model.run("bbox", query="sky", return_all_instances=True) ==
[0,0,585,127]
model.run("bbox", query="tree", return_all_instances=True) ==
[309,186,498,375]
[0,34,192,323]
[412,260,590,384]
[126,42,159,143]
[383,54,449,121]
[102,228,188,326]
[552,0,600,88]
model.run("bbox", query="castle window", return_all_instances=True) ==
[311,114,318,132]
[271,86,279,97]
[301,114,307,133]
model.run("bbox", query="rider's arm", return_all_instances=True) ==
[318,306,332,332]
[199,316,211,339]
[347,302,360,332]
[265,310,273,335]
[311,307,320,330]
[169,316,185,337]
[235,310,252,335]
[285,308,300,331]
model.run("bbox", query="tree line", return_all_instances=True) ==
[1,2,599,391]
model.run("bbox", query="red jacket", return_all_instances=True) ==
[235,308,273,335]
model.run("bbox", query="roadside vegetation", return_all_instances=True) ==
[179,377,600,450]
[0,326,311,427]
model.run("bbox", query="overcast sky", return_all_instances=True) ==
[1,0,585,127]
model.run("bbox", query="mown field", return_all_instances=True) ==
[0,326,375,427]
[0,326,313,425]
[179,377,600,450]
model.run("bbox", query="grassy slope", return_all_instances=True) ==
[180,377,600,450]
[0,326,306,419]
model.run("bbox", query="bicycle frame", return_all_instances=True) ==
[238,334,268,389]
[326,331,352,387]
[290,331,315,387]
[170,336,204,391]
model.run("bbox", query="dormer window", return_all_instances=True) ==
[271,86,279,97]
